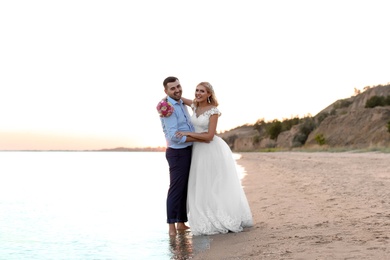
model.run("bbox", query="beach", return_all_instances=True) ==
[194,152,390,259]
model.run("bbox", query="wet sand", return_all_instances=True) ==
[194,152,390,259]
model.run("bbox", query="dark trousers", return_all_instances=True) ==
[165,146,192,224]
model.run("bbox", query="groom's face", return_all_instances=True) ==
[165,80,182,101]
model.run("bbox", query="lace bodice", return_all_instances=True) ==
[191,106,221,133]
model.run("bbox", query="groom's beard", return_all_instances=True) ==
[171,91,182,101]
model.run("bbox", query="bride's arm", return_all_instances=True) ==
[185,136,208,142]
[181,97,193,107]
[176,115,218,142]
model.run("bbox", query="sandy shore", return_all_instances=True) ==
[194,152,390,259]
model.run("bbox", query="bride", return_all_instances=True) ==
[176,82,253,235]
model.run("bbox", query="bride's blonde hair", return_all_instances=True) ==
[194,82,219,107]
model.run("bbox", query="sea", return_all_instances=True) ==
[0,151,246,260]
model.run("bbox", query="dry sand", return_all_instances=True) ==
[194,152,390,259]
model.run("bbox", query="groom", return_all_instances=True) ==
[159,76,200,236]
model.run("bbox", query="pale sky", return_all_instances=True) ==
[1,0,389,150]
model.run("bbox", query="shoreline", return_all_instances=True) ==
[194,152,390,259]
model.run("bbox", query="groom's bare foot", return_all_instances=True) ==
[169,224,177,236]
[176,223,190,230]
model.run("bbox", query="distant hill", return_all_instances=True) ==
[218,83,390,151]
[98,147,166,152]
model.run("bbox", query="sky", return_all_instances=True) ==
[1,0,389,150]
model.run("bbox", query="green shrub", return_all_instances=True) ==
[287,117,315,146]
[292,133,307,147]
[315,134,326,145]
[387,121,390,133]
[266,120,282,140]
[255,115,316,144]
[365,96,385,108]
[252,135,261,145]
[281,117,300,131]
[317,112,329,124]
[334,99,352,109]
[253,118,265,134]
[300,117,316,136]
[385,95,390,106]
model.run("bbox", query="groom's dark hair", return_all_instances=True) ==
[163,76,179,89]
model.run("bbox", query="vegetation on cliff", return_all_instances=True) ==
[219,83,390,151]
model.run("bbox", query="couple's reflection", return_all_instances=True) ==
[169,230,211,259]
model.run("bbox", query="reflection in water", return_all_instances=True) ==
[169,231,211,259]
[167,154,243,259]
[0,152,243,259]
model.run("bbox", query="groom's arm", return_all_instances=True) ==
[164,119,187,144]
[163,113,205,144]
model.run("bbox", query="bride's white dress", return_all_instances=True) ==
[187,107,253,235]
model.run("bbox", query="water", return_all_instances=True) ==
[0,152,245,260]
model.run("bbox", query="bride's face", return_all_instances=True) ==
[165,80,182,101]
[195,85,209,103]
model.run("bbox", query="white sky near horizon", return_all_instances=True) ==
[1,0,389,150]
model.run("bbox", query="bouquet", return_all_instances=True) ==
[156,99,174,117]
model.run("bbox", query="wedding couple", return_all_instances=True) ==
[158,76,253,236]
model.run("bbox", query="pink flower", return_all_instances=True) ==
[156,100,174,117]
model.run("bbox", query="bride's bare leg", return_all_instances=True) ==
[169,223,177,236]
[176,222,190,230]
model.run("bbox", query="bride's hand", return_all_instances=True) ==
[175,131,189,138]
[175,131,183,138]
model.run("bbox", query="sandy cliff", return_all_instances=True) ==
[218,84,390,151]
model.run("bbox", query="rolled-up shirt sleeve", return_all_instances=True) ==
[161,113,189,145]
[159,98,193,148]
[164,115,187,144]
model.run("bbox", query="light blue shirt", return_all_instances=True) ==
[160,96,194,149]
